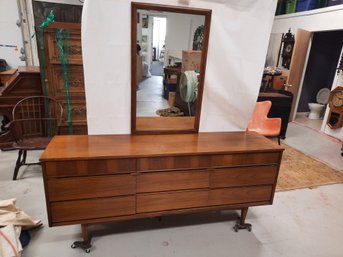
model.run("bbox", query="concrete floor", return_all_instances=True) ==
[137,76,170,117]
[295,112,323,131]
[1,123,343,257]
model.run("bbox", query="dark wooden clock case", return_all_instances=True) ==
[327,86,343,129]
[281,29,295,70]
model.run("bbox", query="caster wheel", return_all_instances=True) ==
[71,244,76,249]
[248,227,252,232]
[85,248,91,253]
[233,226,238,232]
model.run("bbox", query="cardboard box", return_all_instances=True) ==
[182,50,202,72]
[168,92,176,106]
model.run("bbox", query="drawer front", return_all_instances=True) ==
[60,100,87,125]
[47,175,136,201]
[209,186,273,206]
[50,65,85,98]
[47,33,82,65]
[137,152,280,171]
[137,170,209,193]
[137,190,209,213]
[44,159,136,177]
[210,165,278,188]
[50,196,135,223]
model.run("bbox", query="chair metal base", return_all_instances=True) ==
[71,224,92,253]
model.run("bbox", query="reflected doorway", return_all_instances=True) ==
[153,16,167,67]
[137,14,168,117]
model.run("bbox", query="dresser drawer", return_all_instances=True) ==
[137,190,209,213]
[137,152,280,171]
[44,159,136,177]
[137,170,209,193]
[47,175,136,201]
[209,186,273,206]
[210,165,278,188]
[50,196,135,223]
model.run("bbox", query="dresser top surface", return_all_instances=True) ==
[40,132,283,161]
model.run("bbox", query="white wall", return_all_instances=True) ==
[82,0,277,135]
[272,5,343,33]
[166,13,204,52]
[0,0,25,68]
[164,13,204,65]
[272,6,343,140]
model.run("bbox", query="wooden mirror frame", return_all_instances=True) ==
[131,2,212,134]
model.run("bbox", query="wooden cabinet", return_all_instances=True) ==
[0,67,43,148]
[258,90,293,139]
[40,132,283,250]
[39,22,87,134]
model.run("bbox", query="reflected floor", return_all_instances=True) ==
[137,76,170,117]
[295,112,323,131]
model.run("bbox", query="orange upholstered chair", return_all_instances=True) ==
[247,100,281,145]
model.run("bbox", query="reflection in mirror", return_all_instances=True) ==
[131,3,211,134]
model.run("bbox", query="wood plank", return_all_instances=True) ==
[40,132,283,161]
[210,166,278,188]
[138,153,280,171]
[136,117,195,132]
[50,196,135,223]
[137,190,209,213]
[287,29,312,121]
[47,175,136,201]
[44,159,136,177]
[209,186,273,206]
[137,170,209,193]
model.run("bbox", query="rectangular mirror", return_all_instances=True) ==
[131,2,211,134]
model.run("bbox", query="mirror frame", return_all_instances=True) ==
[131,2,212,134]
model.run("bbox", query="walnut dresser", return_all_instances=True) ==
[40,131,283,252]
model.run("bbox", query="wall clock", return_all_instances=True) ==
[281,29,295,69]
[327,86,343,129]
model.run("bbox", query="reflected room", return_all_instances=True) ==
[132,3,211,133]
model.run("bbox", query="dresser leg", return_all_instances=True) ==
[233,207,252,232]
[71,224,92,253]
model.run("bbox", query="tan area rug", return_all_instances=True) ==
[156,106,184,117]
[276,144,343,191]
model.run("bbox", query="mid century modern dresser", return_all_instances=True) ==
[40,131,283,252]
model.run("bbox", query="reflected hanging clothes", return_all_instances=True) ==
[179,70,199,103]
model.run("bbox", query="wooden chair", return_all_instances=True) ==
[247,100,281,145]
[6,96,63,180]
